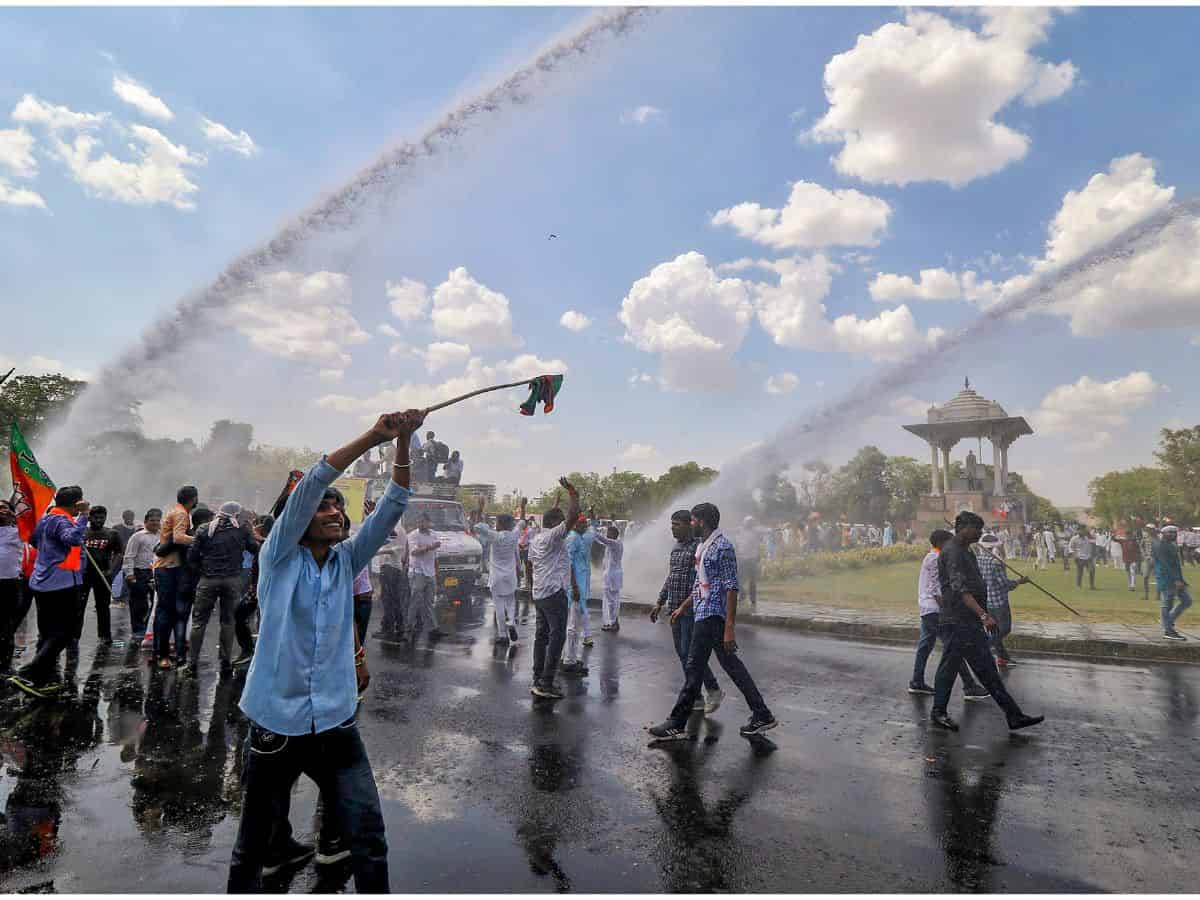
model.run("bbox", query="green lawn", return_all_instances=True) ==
[760,556,1168,625]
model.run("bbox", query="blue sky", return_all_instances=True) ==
[4,6,1200,507]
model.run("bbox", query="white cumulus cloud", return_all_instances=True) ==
[0,128,38,178]
[765,372,800,395]
[385,278,430,322]
[222,270,369,377]
[808,9,1076,187]
[559,310,592,332]
[421,341,472,374]
[0,180,45,208]
[480,428,521,450]
[201,116,259,157]
[621,442,657,462]
[112,75,174,121]
[1033,371,1164,438]
[712,180,891,250]
[51,124,205,210]
[618,251,755,391]
[869,267,964,303]
[12,94,108,132]
[377,323,401,338]
[430,267,518,348]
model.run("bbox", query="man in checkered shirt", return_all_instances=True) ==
[976,533,1028,666]
[651,510,722,715]
[649,502,777,742]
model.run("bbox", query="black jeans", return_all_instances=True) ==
[190,574,241,668]
[670,610,719,692]
[18,586,80,686]
[228,719,388,893]
[912,611,979,687]
[354,597,373,645]
[127,569,153,639]
[80,568,113,642]
[668,615,770,726]
[0,578,32,672]
[532,590,568,687]
[153,567,183,659]
[234,594,257,655]
[932,622,1023,721]
[378,565,409,635]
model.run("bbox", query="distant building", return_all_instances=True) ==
[460,483,497,506]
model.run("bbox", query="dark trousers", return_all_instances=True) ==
[18,587,80,686]
[354,597,373,645]
[80,569,113,642]
[378,565,409,635]
[1075,557,1096,589]
[127,569,153,639]
[668,615,770,726]
[234,595,258,655]
[532,590,568,687]
[175,575,199,660]
[190,575,240,668]
[932,622,1023,720]
[228,719,388,893]
[912,611,979,687]
[153,567,183,659]
[670,611,719,692]
[0,578,32,672]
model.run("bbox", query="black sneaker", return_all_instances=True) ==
[931,712,959,731]
[315,836,351,866]
[233,652,254,669]
[907,681,935,695]
[963,686,990,701]
[648,721,689,741]
[739,714,778,737]
[611,621,620,633]
[1007,713,1044,731]
[1163,630,1187,642]
[262,838,315,876]
[531,682,563,699]
[508,624,519,643]
[219,664,234,679]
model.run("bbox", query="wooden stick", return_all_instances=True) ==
[422,379,535,415]
[0,367,14,388]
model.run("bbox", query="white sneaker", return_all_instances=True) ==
[704,688,725,715]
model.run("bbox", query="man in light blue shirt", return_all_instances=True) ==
[228,408,424,893]
[562,516,596,674]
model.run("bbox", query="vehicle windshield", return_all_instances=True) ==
[403,502,467,533]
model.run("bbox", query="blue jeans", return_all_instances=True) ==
[670,610,719,692]
[228,718,388,892]
[1160,585,1193,632]
[913,611,980,688]
[153,567,182,660]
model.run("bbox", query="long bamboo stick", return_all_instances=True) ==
[422,378,537,415]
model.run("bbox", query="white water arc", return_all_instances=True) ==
[42,7,651,465]
[623,195,1200,591]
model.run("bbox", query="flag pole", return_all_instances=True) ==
[422,379,537,415]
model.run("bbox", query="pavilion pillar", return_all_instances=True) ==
[930,441,941,495]
[1000,442,1010,495]
[992,437,1003,497]
[942,446,952,495]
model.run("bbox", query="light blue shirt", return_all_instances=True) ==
[240,457,410,736]
[566,527,596,595]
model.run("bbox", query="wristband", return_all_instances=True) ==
[393,463,410,470]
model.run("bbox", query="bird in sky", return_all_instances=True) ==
[548,233,558,240]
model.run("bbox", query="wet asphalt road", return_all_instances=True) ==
[1,594,1198,893]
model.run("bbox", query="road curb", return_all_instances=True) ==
[610,598,1200,666]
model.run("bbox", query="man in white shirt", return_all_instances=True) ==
[376,527,409,640]
[594,526,624,632]
[122,508,162,646]
[406,514,443,643]
[1069,529,1096,589]
[1039,526,1056,570]
[909,528,988,699]
[527,478,580,699]
[474,514,520,644]
[0,501,27,675]
[444,451,464,485]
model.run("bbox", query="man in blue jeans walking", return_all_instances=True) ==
[909,529,987,699]
[228,407,424,892]
[1154,525,1191,641]
[649,502,776,742]
[651,510,723,715]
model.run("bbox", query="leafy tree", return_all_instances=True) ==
[881,455,927,522]
[1155,425,1200,519]
[651,462,718,510]
[0,373,87,453]
[1088,467,1171,528]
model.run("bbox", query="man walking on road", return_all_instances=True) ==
[930,512,1043,733]
[375,526,409,641]
[649,502,776,742]
[121,509,160,647]
[909,529,989,699]
[651,510,723,715]
[595,525,624,633]
[152,486,198,669]
[527,479,580,700]
[474,510,521,645]
[79,505,123,646]
[406,514,443,644]
[228,408,423,892]
[977,533,1028,667]
[8,486,88,698]
[563,514,597,676]
[186,501,259,677]
[1154,525,1191,641]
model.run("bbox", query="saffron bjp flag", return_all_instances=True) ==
[9,423,56,543]
[519,374,564,416]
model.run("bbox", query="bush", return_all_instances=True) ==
[762,543,926,580]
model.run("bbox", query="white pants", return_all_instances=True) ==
[602,585,621,627]
[1127,562,1139,589]
[564,600,584,662]
[1036,546,1047,569]
[493,590,516,633]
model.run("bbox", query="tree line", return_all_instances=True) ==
[1088,426,1200,527]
